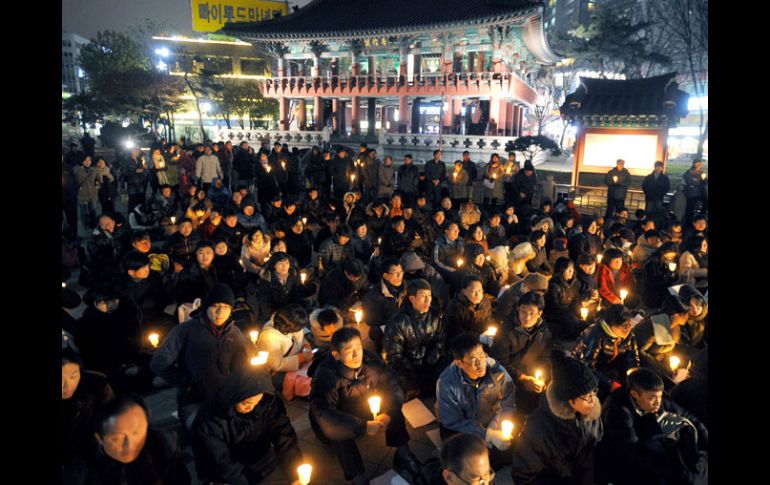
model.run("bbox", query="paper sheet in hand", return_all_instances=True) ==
[163,303,177,316]
[651,314,675,346]
[371,470,409,485]
[402,398,436,428]
[296,361,311,378]
[668,284,683,295]
[426,428,443,449]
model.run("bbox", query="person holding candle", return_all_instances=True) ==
[122,147,150,214]
[631,229,663,268]
[253,252,314,322]
[512,350,603,485]
[511,161,538,217]
[318,258,370,314]
[453,243,500,298]
[641,161,671,218]
[450,160,470,205]
[678,236,708,291]
[424,149,448,209]
[544,257,584,341]
[489,291,552,415]
[482,153,505,209]
[168,241,222,306]
[239,228,272,276]
[364,198,390,238]
[150,283,248,430]
[682,159,708,226]
[433,222,465,278]
[436,334,516,469]
[633,295,692,387]
[363,259,408,353]
[597,248,635,307]
[384,278,449,399]
[598,368,708,485]
[310,327,422,484]
[572,304,641,400]
[165,218,202,270]
[328,147,355,201]
[381,216,413,259]
[457,199,481,233]
[191,366,305,485]
[445,275,494,338]
[568,217,602,262]
[317,223,355,275]
[677,285,708,351]
[525,230,553,276]
[603,159,631,219]
[641,242,681,309]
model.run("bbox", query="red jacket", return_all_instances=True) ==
[596,262,634,305]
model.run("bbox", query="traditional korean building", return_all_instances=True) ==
[220,0,560,137]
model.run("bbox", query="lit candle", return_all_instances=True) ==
[597,254,603,264]
[252,351,269,366]
[457,258,464,268]
[281,161,286,170]
[62,282,66,288]
[297,464,313,485]
[613,175,618,183]
[502,420,514,440]
[484,326,497,337]
[266,165,272,173]
[368,395,382,418]
[701,173,707,180]
[355,309,363,323]
[492,173,497,180]
[485,255,491,262]
[620,289,628,304]
[669,355,681,371]
[170,216,176,224]
[249,330,259,345]
[350,174,356,183]
[302,217,307,225]
[453,171,458,179]
[149,333,160,348]
[668,262,677,272]
[300,272,307,284]
[534,370,542,381]
[377,237,382,245]
[580,307,589,320]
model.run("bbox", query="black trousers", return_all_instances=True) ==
[62,194,78,239]
[605,197,625,219]
[397,357,452,401]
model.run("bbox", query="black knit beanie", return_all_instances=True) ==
[550,349,598,402]
[203,283,235,310]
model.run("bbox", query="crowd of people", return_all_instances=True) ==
[62,137,708,485]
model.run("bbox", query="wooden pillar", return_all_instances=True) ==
[398,95,409,133]
[506,101,515,137]
[314,97,323,130]
[368,56,376,75]
[517,106,524,136]
[351,53,360,76]
[498,99,508,136]
[411,97,421,134]
[351,96,360,134]
[467,52,476,73]
[297,99,307,130]
[476,52,486,73]
[489,96,500,135]
[367,97,376,136]
[442,97,453,134]
[278,97,288,131]
[311,55,320,77]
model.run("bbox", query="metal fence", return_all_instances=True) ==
[552,184,649,216]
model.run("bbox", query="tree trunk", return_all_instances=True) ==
[559,121,569,149]
[222,113,232,130]
[696,118,707,160]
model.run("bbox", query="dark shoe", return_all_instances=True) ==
[393,450,422,483]
[351,473,371,485]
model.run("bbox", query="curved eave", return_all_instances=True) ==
[521,12,561,65]
[220,6,542,43]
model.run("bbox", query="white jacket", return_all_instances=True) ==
[195,155,223,183]
[240,235,272,273]
[255,320,305,372]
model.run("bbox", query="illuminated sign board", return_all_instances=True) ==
[192,0,289,33]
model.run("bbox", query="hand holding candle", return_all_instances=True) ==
[250,351,269,366]
[148,333,160,348]
[580,306,589,320]
[620,289,628,304]
[457,258,464,268]
[501,419,514,440]
[249,330,259,345]
[368,395,381,418]
[668,262,677,272]
[297,464,312,485]
[597,254,603,264]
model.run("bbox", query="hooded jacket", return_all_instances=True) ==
[512,386,604,485]
[255,318,306,373]
[309,352,405,441]
[150,314,249,408]
[489,314,553,382]
[572,321,640,393]
[545,274,583,339]
[377,161,395,197]
[444,291,494,338]
[632,234,659,267]
[436,357,515,439]
[166,230,201,266]
[384,304,446,371]
[365,202,390,237]
[191,369,302,485]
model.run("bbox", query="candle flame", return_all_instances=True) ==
[669,355,681,371]
[249,330,258,345]
[580,307,589,320]
[620,289,628,302]
[534,370,542,381]
[149,333,160,348]
[368,395,381,417]
[251,351,269,366]
[485,326,497,337]
[297,464,313,485]
[502,420,514,439]
[355,309,363,323]
[457,258,464,268]
[300,272,307,284]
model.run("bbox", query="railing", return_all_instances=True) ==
[379,133,520,153]
[553,184,648,215]
[211,128,330,147]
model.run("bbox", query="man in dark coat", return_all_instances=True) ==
[122,148,150,213]
[444,275,494,338]
[424,150,447,208]
[214,210,247,255]
[512,162,538,216]
[310,327,422,484]
[383,278,449,399]
[150,284,249,429]
[461,151,478,201]
[191,366,304,485]
[114,250,169,322]
[233,141,254,187]
[83,214,122,286]
[512,350,603,485]
[604,159,632,219]
[642,161,671,217]
[318,258,369,310]
[598,368,708,485]
[362,259,407,353]
[165,219,202,269]
[397,154,420,205]
[328,147,354,201]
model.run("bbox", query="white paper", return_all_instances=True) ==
[371,470,409,485]
[668,284,683,295]
[402,398,436,428]
[163,303,177,316]
[426,428,443,449]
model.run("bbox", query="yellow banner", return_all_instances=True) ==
[192,0,289,33]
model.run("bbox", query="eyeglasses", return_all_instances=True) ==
[462,352,487,367]
[387,271,404,276]
[451,468,495,485]
[577,390,598,403]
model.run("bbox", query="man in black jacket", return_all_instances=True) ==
[362,259,407,353]
[318,258,369,311]
[150,284,248,429]
[604,159,632,219]
[461,151,477,201]
[598,368,708,485]
[397,154,420,205]
[213,210,247,255]
[191,366,304,485]
[114,250,169,323]
[310,327,422,484]
[233,141,254,187]
[329,147,354,201]
[444,275,494,338]
[383,278,449,399]
[642,161,671,217]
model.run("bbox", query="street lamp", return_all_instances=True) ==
[155,47,170,58]
[534,105,545,136]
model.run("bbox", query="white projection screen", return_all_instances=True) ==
[573,128,667,182]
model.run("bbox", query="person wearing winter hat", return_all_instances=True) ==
[191,366,305,485]
[573,304,641,400]
[494,272,548,321]
[633,294,691,387]
[150,283,248,430]
[512,349,603,485]
[677,284,708,351]
[509,241,535,278]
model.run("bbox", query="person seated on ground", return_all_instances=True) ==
[191,366,305,485]
[340,192,366,226]
[314,211,341,252]
[456,199,480,234]
[597,247,635,307]
[319,257,369,311]
[310,327,422,485]
[400,251,451,313]
[437,334,515,470]
[512,350,603,485]
[302,187,322,223]
[165,218,201,270]
[83,394,191,485]
[363,258,407,353]
[433,222,465,277]
[573,304,641,401]
[239,227,272,276]
[486,246,515,289]
[207,177,231,212]
[307,306,345,351]
[569,217,602,263]
[525,230,552,275]
[464,224,490,255]
[445,275,494,338]
[318,223,355,274]
[422,209,447,255]
[213,238,246,295]
[237,200,268,233]
[493,272,548,322]
[284,216,314,269]
[682,214,708,249]
[381,216,413,259]
[489,291,552,416]
[214,209,247,255]
[185,189,213,229]
[440,197,461,227]
[129,230,170,278]
[263,195,284,226]
[677,285,708,351]
[76,286,148,394]
[575,253,601,318]
[255,305,314,400]
[634,294,692,386]
[350,218,375,264]
[632,229,663,269]
[114,250,169,322]
[268,236,301,270]
[641,241,681,310]
[61,344,115,484]
[384,278,449,400]
[678,235,708,291]
[199,207,224,241]
[508,241,535,281]
[598,368,708,485]
[254,252,314,322]
[633,216,656,242]
[416,432,493,485]
[150,284,248,430]
[82,213,125,286]
[483,212,508,250]
[544,257,584,341]
[152,184,180,221]
[670,347,708,428]
[168,241,221,305]
[453,243,500,298]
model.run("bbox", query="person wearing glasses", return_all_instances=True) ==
[363,259,407,353]
[512,350,603,485]
[436,334,515,470]
[572,304,641,401]
[415,432,494,485]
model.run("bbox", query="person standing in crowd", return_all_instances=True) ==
[95,157,117,216]
[512,161,537,216]
[482,153,505,209]
[196,145,223,192]
[74,155,101,230]
[682,159,708,225]
[397,154,420,205]
[461,150,478,202]
[642,161,670,217]
[424,150,447,208]
[604,159,632,219]
[123,148,150,214]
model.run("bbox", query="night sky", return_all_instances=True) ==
[62,0,312,39]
